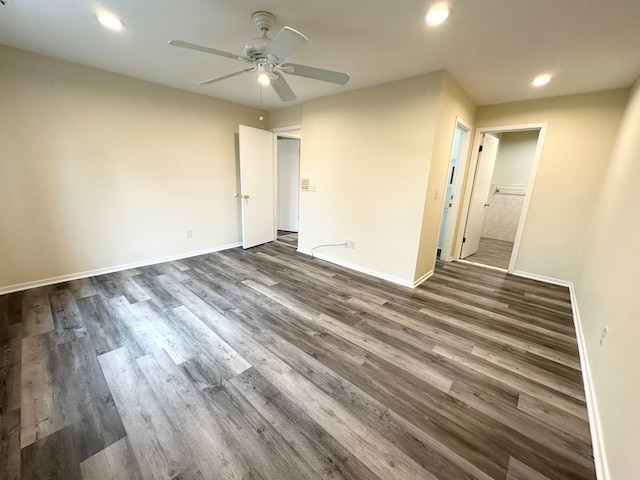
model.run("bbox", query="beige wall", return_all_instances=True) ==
[297,72,445,284]
[474,89,629,281]
[268,105,302,130]
[414,72,476,282]
[491,130,538,186]
[574,80,640,479]
[0,46,262,290]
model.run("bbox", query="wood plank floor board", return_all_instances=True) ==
[1,334,22,415]
[516,392,592,443]
[79,437,144,480]
[423,307,582,370]
[230,366,381,480]
[48,290,88,345]
[21,290,53,339]
[464,237,513,270]
[130,274,181,310]
[419,278,575,328]
[471,345,585,400]
[346,357,510,479]
[90,271,150,305]
[413,287,578,350]
[1,407,21,480]
[20,331,66,448]
[347,296,478,353]
[20,425,82,480]
[136,348,260,480]
[2,243,596,479]
[98,347,202,480]
[209,376,326,480]
[433,344,589,421]
[446,380,594,479]
[507,456,554,480]
[75,294,136,357]
[1,291,24,329]
[184,304,436,480]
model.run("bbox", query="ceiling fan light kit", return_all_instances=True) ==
[169,11,350,102]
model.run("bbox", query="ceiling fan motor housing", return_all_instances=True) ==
[245,12,278,61]
[244,37,273,61]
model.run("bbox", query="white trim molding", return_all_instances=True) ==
[568,284,609,480]
[510,269,572,287]
[413,270,434,288]
[0,242,242,295]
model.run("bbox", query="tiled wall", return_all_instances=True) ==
[481,184,526,241]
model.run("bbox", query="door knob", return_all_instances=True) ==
[484,203,490,207]
[242,194,250,199]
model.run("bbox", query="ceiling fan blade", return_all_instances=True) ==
[265,27,308,62]
[280,62,350,85]
[198,68,255,86]
[169,40,250,62]
[270,74,297,102]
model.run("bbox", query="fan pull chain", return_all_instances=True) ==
[259,84,264,121]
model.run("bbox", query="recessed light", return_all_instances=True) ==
[426,6,452,26]
[532,74,552,87]
[95,14,125,31]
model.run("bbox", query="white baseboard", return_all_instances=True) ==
[413,269,434,288]
[297,248,416,288]
[510,269,572,287]
[568,284,609,480]
[0,242,242,295]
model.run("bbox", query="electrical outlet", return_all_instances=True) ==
[600,326,608,346]
[345,239,355,249]
[186,229,192,238]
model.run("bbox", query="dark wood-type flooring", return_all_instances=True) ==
[277,230,298,248]
[1,242,595,479]
[465,237,514,270]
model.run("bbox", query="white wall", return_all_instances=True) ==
[482,131,538,242]
[277,138,300,232]
[297,72,445,285]
[0,46,263,291]
[474,89,629,281]
[574,79,640,479]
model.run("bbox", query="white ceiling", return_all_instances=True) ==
[1,0,639,110]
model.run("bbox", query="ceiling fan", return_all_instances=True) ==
[169,11,350,102]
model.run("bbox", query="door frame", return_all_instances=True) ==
[271,125,302,242]
[439,117,472,262]
[454,122,547,272]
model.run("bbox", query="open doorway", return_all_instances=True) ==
[456,124,546,271]
[275,129,301,248]
[438,119,471,261]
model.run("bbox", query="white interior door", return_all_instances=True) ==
[460,133,500,259]
[238,124,275,249]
